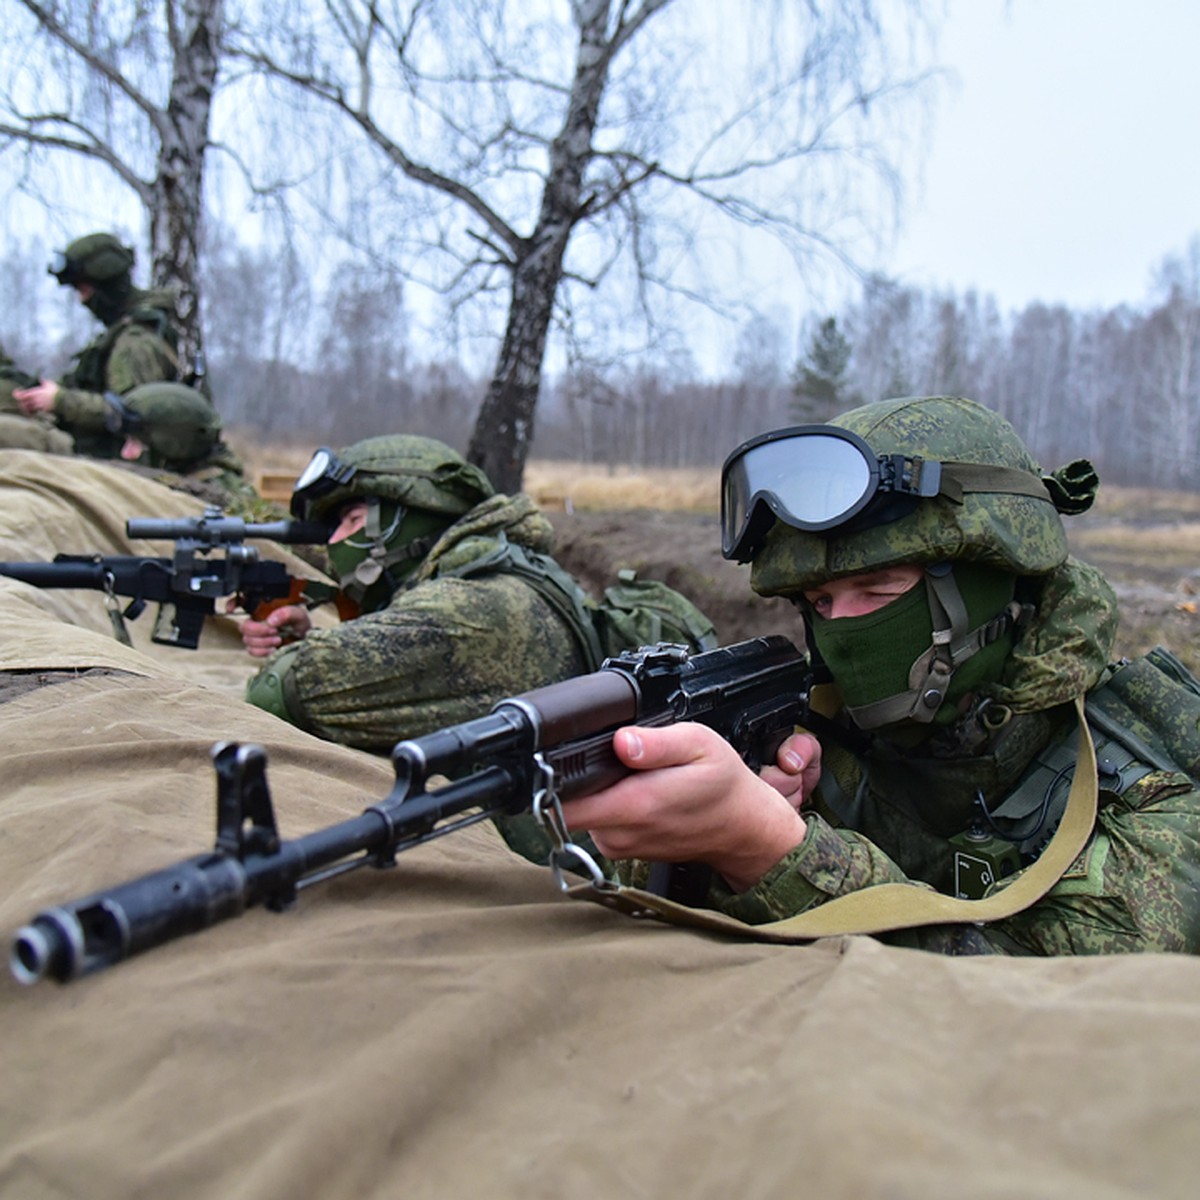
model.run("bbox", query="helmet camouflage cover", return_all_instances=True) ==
[750,395,1094,598]
[50,233,135,286]
[121,381,221,467]
[300,435,495,521]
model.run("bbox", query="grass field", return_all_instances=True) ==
[232,436,722,512]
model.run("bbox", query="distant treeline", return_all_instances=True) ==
[5,233,1199,489]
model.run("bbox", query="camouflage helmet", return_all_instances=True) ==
[291,434,494,521]
[49,233,135,286]
[746,396,1097,599]
[115,382,221,468]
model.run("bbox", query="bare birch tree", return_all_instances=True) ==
[229,0,939,492]
[0,0,225,363]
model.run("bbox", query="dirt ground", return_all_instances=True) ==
[546,499,1200,675]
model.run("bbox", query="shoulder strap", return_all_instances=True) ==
[434,534,605,671]
[569,696,1098,941]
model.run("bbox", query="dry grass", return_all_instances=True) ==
[228,432,721,513]
[523,462,718,513]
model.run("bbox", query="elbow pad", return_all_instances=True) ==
[244,641,306,726]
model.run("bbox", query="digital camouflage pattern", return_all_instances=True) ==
[696,556,1200,954]
[246,491,592,754]
[714,393,1200,956]
[302,434,494,522]
[55,286,181,459]
[750,395,1091,598]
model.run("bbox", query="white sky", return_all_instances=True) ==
[879,0,1200,311]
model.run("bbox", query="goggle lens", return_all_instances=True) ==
[290,447,357,518]
[722,427,879,560]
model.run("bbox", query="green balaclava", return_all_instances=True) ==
[805,561,1020,731]
[324,499,452,613]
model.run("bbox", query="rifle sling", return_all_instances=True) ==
[568,696,1097,942]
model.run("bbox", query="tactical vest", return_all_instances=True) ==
[427,533,718,669]
[819,645,1200,899]
[63,305,180,393]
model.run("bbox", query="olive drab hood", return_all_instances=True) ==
[407,491,608,669]
[411,491,557,581]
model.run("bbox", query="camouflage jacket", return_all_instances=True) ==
[246,493,593,755]
[56,288,181,458]
[705,559,1200,956]
[0,347,74,453]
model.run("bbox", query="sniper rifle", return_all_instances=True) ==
[0,506,334,649]
[10,635,813,984]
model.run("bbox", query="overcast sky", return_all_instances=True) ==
[879,0,1200,311]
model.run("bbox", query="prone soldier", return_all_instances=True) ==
[555,395,1200,956]
[241,434,717,754]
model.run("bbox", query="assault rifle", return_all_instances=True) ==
[10,636,813,985]
[0,506,333,649]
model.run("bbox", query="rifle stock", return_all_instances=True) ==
[10,636,812,985]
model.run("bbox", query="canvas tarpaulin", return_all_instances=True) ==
[2,449,1200,1200]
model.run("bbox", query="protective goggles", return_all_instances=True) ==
[290,447,358,518]
[48,251,81,286]
[721,425,949,562]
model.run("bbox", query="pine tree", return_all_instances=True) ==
[791,317,856,422]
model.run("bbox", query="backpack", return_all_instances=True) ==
[437,537,719,670]
[592,569,718,659]
[1086,645,1200,783]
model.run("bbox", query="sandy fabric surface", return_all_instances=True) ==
[2,450,1200,1200]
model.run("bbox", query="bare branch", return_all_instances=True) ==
[16,0,169,139]
[0,117,152,203]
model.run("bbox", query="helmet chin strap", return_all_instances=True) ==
[844,564,1023,730]
[338,499,444,606]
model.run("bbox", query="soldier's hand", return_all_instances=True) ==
[239,605,312,656]
[13,380,59,413]
[565,721,807,895]
[759,731,823,810]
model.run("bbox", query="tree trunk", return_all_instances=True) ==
[467,0,616,495]
[151,0,223,380]
[469,246,565,495]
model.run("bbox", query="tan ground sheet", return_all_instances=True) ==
[2,451,1200,1199]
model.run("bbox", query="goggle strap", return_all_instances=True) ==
[938,463,1053,506]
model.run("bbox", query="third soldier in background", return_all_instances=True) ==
[15,232,186,458]
[0,342,73,454]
